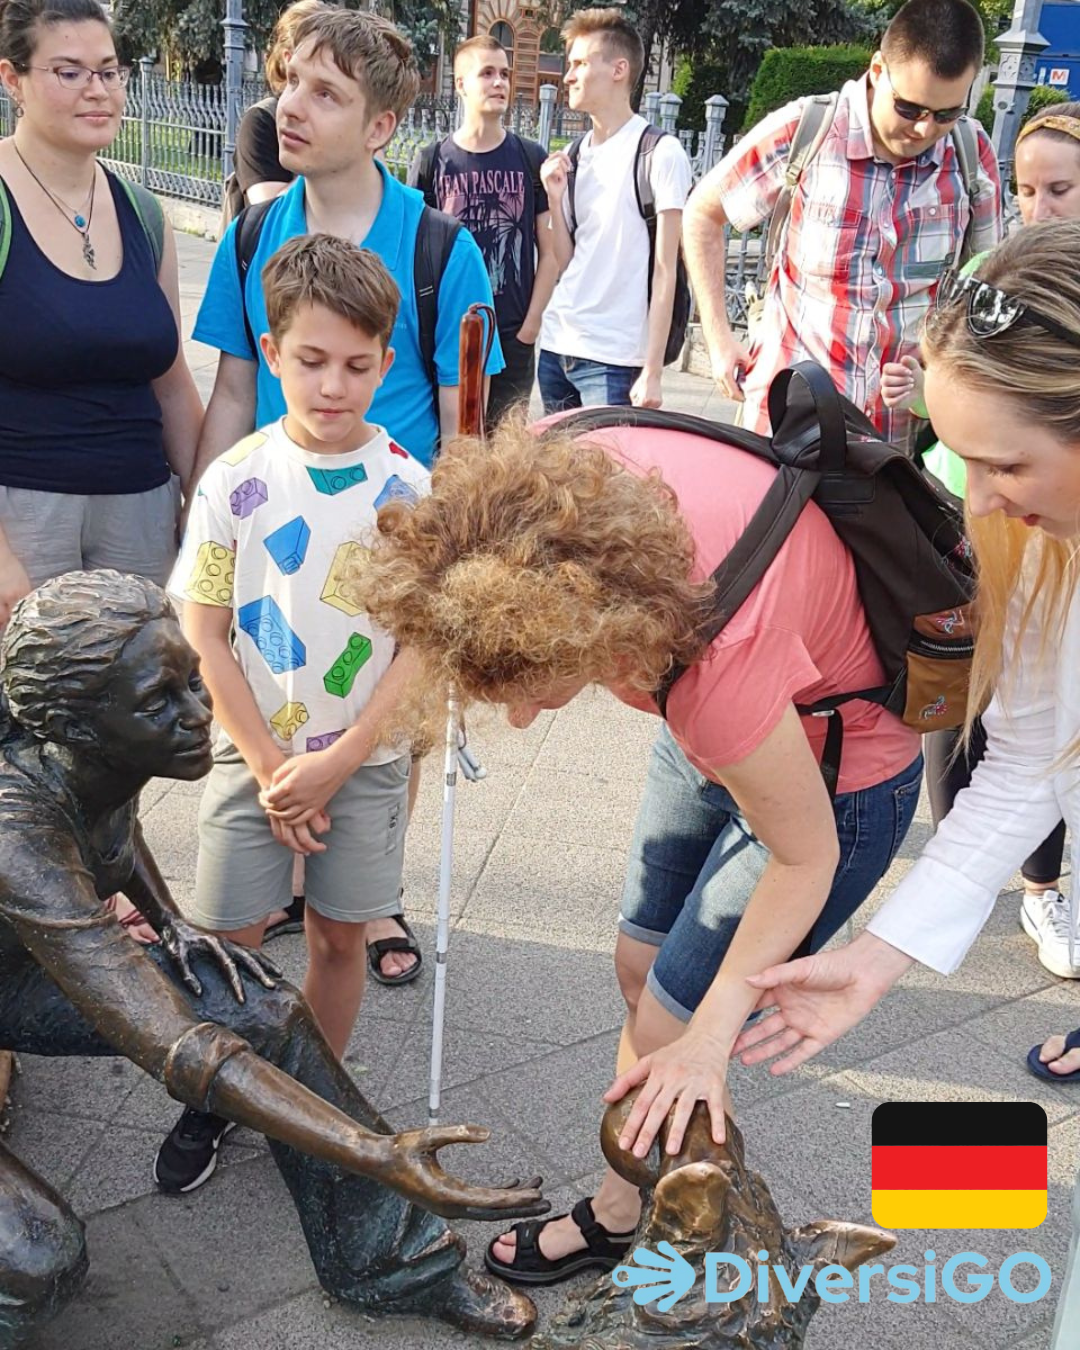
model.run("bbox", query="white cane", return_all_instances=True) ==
[428,689,459,1125]
[427,301,494,1126]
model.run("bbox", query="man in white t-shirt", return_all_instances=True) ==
[537,7,692,412]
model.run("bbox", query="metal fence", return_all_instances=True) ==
[0,68,759,328]
[0,68,731,206]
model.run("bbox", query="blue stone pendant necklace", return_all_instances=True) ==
[12,143,97,269]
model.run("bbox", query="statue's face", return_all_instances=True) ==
[83,617,213,780]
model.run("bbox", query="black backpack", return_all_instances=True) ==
[232,199,463,395]
[566,123,692,367]
[551,363,976,795]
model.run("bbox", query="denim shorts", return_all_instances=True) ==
[620,724,923,1021]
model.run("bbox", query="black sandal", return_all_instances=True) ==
[367,913,423,986]
[264,894,306,943]
[483,1197,635,1286]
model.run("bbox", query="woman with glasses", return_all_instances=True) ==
[883,103,1080,984]
[0,0,203,940]
[740,218,1080,1350]
[0,0,202,614]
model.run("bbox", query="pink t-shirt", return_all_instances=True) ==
[590,424,919,795]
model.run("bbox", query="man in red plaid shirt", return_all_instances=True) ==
[685,0,1002,451]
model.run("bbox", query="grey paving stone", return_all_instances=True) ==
[2,1106,101,1192]
[462,835,628,946]
[379,1022,558,1112]
[33,1203,206,1350]
[479,1033,625,1184]
[10,1052,140,1123]
[500,764,646,854]
[838,1027,1079,1128]
[415,925,627,1046]
[135,1153,318,1326]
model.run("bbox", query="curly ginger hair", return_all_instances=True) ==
[349,421,714,719]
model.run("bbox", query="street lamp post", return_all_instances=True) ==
[222,0,248,182]
[990,0,1048,180]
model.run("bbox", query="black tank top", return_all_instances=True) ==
[0,168,179,495]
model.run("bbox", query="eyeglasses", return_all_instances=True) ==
[882,59,967,125]
[935,272,1080,350]
[30,65,130,90]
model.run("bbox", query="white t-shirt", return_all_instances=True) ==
[540,114,692,367]
[170,421,429,764]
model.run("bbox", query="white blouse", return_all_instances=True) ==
[868,576,1080,972]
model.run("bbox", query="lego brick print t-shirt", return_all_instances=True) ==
[170,421,429,764]
[416,134,547,335]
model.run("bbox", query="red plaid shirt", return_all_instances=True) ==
[715,77,1003,447]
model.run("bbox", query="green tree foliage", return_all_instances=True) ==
[113,0,459,79]
[672,58,726,131]
[743,43,873,129]
[664,0,872,129]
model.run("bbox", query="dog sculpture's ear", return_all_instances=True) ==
[650,1162,734,1243]
[789,1219,897,1273]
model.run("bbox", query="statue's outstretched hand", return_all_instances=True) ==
[373,1124,549,1222]
[161,919,281,1003]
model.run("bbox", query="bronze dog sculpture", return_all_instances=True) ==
[0,572,545,1348]
[535,1091,895,1348]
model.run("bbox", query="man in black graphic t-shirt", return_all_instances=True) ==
[409,36,559,424]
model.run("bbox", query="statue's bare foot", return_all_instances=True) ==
[395,1266,537,1340]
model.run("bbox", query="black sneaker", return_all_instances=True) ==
[153,1108,237,1194]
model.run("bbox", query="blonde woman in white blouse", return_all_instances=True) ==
[738,218,1080,1350]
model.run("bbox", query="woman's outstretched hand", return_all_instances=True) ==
[734,933,915,1075]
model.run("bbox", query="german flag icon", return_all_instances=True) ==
[871,1102,1047,1230]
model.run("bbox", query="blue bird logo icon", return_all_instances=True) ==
[611,1242,696,1311]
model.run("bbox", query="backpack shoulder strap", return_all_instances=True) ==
[413,205,464,392]
[634,123,666,223]
[949,115,982,268]
[0,180,10,284]
[233,198,275,360]
[414,139,443,208]
[116,176,166,274]
[565,133,586,239]
[762,93,838,280]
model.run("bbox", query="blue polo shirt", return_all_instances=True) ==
[193,163,503,466]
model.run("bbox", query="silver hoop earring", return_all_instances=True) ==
[13,103,23,118]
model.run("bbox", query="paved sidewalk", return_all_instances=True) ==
[5,232,1074,1350]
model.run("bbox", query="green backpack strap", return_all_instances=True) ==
[0,180,11,284]
[116,175,166,274]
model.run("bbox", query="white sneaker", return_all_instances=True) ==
[1020,889,1080,979]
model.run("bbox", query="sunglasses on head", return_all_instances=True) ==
[934,272,1080,349]
[882,59,968,125]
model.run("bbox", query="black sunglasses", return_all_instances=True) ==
[882,60,968,125]
[935,273,1080,350]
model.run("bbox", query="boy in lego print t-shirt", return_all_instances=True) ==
[159,237,428,1193]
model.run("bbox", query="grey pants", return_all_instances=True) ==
[0,478,181,589]
[0,945,455,1348]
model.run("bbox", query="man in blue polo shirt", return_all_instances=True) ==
[191,7,502,474]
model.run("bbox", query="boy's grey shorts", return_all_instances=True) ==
[190,747,410,931]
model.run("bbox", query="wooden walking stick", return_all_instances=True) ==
[428,305,495,1126]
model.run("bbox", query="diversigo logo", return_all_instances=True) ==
[611,1102,1052,1311]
